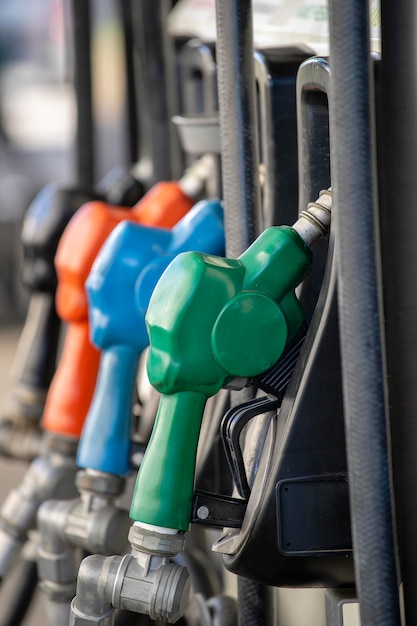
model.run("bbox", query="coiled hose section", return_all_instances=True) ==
[328,1,401,624]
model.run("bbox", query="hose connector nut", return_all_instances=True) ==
[128,524,185,557]
[75,470,125,498]
[293,188,332,246]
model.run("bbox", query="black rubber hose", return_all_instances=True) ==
[132,0,180,183]
[0,557,37,626]
[236,578,269,626]
[214,3,266,626]
[214,0,261,258]
[328,1,401,625]
[72,0,94,186]
[378,0,417,623]
[120,0,139,165]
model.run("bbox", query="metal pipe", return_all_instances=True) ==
[328,0,401,624]
[36,471,130,624]
[70,526,190,625]
[0,436,78,577]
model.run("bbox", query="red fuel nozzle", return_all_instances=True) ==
[41,182,194,438]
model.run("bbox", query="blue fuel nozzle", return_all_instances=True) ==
[76,199,225,475]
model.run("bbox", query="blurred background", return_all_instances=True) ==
[0,3,134,622]
[0,0,128,325]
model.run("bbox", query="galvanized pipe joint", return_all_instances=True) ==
[70,524,190,624]
[0,435,78,577]
[37,470,130,605]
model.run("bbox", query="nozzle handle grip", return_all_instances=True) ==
[9,293,61,419]
[42,203,136,439]
[42,322,100,437]
[43,185,192,440]
[130,391,207,531]
[77,346,139,474]
[77,199,225,474]
[137,226,312,530]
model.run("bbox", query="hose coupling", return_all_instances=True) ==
[0,434,78,576]
[0,416,42,460]
[293,188,332,246]
[128,522,186,556]
[37,469,130,605]
[178,154,216,200]
[70,525,190,625]
[75,469,126,502]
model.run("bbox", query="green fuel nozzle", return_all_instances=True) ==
[130,190,332,532]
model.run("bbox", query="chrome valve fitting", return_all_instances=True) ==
[70,524,190,624]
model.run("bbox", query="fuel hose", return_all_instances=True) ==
[72,0,94,186]
[214,2,266,625]
[328,1,401,624]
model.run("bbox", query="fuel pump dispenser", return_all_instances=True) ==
[69,189,331,625]
[0,162,215,578]
[36,198,224,624]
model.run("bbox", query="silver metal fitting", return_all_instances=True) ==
[128,524,186,556]
[0,438,78,576]
[43,594,73,626]
[293,188,332,247]
[178,154,217,200]
[70,527,190,624]
[0,414,43,460]
[37,470,130,605]
[75,469,125,500]
[9,383,47,421]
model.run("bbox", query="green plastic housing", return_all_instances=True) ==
[130,226,312,530]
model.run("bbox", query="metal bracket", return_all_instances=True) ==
[221,396,281,499]
[191,490,247,528]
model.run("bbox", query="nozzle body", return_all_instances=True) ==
[131,226,312,529]
[77,199,225,475]
[21,183,101,293]
[41,201,133,438]
[4,172,146,448]
[1,184,100,457]
[42,182,194,439]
